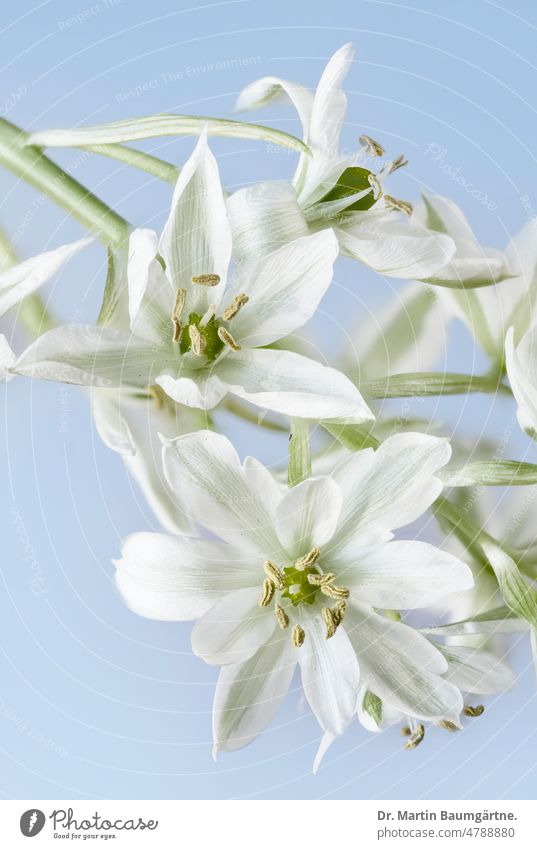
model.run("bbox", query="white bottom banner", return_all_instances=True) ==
[0,799,532,847]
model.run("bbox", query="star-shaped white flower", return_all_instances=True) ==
[115,430,473,758]
[11,134,372,424]
[229,44,456,279]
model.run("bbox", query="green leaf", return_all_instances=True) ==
[318,166,375,212]
[83,143,179,183]
[361,371,511,399]
[27,114,311,156]
[440,460,537,488]
[362,690,383,727]
[98,243,128,326]
[421,606,525,637]
[321,421,380,451]
[288,418,311,487]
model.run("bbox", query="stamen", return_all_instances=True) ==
[296,547,321,570]
[264,561,285,591]
[171,288,186,343]
[199,303,216,328]
[259,578,275,608]
[384,195,413,216]
[332,600,347,626]
[322,606,337,639]
[191,273,221,286]
[189,324,206,356]
[307,572,334,587]
[403,724,425,750]
[275,605,289,630]
[217,327,241,351]
[320,582,350,601]
[222,294,249,321]
[292,624,306,647]
[464,705,485,717]
[400,726,412,737]
[368,173,383,200]
[439,720,460,733]
[383,154,408,175]
[359,134,385,157]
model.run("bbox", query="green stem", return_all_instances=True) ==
[0,118,130,247]
[0,226,55,336]
[83,143,179,183]
[222,397,287,433]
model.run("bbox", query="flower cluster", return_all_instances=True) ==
[2,43,535,771]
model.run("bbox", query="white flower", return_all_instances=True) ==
[11,134,372,425]
[229,44,456,278]
[0,236,92,318]
[505,323,537,438]
[315,637,514,770]
[91,386,205,534]
[415,194,522,366]
[115,429,473,757]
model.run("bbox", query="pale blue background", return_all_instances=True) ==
[1,0,537,800]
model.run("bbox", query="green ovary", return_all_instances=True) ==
[281,564,320,606]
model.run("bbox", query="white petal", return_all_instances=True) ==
[127,228,174,344]
[191,586,276,666]
[159,132,231,314]
[91,387,136,456]
[440,644,515,694]
[162,429,283,554]
[0,236,92,317]
[212,628,296,755]
[335,217,455,279]
[116,533,257,621]
[506,325,537,437]
[347,604,463,722]
[298,612,360,735]
[313,730,337,773]
[225,230,339,348]
[342,541,473,608]
[156,370,228,411]
[331,433,451,545]
[275,476,342,557]
[226,182,309,263]
[341,282,447,383]
[216,347,374,423]
[234,75,313,137]
[13,324,160,388]
[0,334,16,381]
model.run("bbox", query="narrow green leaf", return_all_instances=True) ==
[362,690,383,727]
[421,606,525,637]
[361,371,511,399]
[321,421,379,451]
[27,114,311,156]
[84,144,179,183]
[288,419,311,487]
[440,460,537,488]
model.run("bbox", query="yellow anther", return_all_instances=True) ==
[384,154,408,175]
[368,173,383,200]
[292,624,305,647]
[295,547,321,570]
[384,195,413,216]
[322,606,337,639]
[359,134,385,157]
[403,724,425,750]
[439,720,460,733]
[320,582,350,601]
[171,288,186,343]
[217,326,241,351]
[332,600,347,627]
[464,704,485,718]
[191,273,221,286]
[263,561,285,591]
[222,294,249,321]
[259,578,275,608]
[149,384,166,408]
[275,605,289,630]
[189,324,206,356]
[400,726,412,737]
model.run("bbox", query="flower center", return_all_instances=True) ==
[170,276,248,362]
[258,548,350,647]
